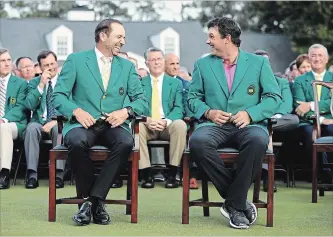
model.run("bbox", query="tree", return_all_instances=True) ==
[0,1,8,18]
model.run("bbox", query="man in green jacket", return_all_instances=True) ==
[292,44,333,184]
[139,47,187,189]
[0,48,28,189]
[53,19,148,226]
[188,17,281,229]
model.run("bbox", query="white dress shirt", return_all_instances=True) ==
[0,73,11,123]
[95,47,112,77]
[310,70,326,124]
[37,75,58,121]
[150,73,172,126]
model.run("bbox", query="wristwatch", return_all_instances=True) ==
[125,106,135,119]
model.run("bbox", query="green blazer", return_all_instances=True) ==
[2,75,28,138]
[276,76,293,115]
[187,50,282,132]
[25,76,60,124]
[292,71,333,123]
[53,49,148,137]
[141,74,184,120]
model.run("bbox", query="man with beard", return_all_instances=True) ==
[53,18,148,226]
[187,17,281,229]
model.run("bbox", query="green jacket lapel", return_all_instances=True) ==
[108,56,123,90]
[162,75,172,114]
[86,49,104,93]
[5,75,16,111]
[305,72,315,100]
[230,50,249,96]
[209,56,229,97]
[321,71,333,100]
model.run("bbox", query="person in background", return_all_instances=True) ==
[295,54,312,75]
[34,62,42,76]
[288,60,300,82]
[16,56,35,82]
[138,68,149,79]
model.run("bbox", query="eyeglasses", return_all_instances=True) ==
[19,65,34,70]
[148,58,163,63]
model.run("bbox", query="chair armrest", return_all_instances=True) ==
[51,116,67,145]
[308,115,319,142]
[131,116,146,149]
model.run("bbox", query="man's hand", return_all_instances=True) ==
[0,119,4,124]
[322,119,333,125]
[295,101,311,117]
[42,120,57,133]
[207,109,232,126]
[230,111,251,128]
[145,117,167,131]
[105,108,129,128]
[73,108,96,129]
[38,69,52,89]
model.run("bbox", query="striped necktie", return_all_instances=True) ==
[101,56,111,90]
[0,78,6,118]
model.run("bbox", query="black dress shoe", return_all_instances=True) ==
[111,179,123,188]
[25,177,39,189]
[56,177,64,189]
[263,178,277,192]
[165,176,179,189]
[0,174,9,189]
[73,201,92,226]
[93,199,111,225]
[141,177,155,188]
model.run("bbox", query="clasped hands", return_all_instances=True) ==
[207,109,251,128]
[73,108,128,129]
[144,117,167,131]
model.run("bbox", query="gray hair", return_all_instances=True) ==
[308,44,329,56]
[0,48,9,56]
[144,47,164,61]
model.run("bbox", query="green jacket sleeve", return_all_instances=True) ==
[245,58,282,122]
[25,77,42,111]
[4,81,28,122]
[277,77,293,114]
[166,80,184,121]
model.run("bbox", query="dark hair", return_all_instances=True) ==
[253,50,269,57]
[295,54,309,69]
[207,17,241,47]
[37,50,57,65]
[94,18,123,43]
[16,56,33,68]
[289,60,297,71]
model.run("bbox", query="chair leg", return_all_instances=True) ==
[182,154,190,224]
[312,148,318,203]
[126,161,132,215]
[131,153,139,223]
[266,155,274,227]
[319,188,325,197]
[48,151,56,222]
[12,148,24,186]
[201,171,209,217]
[253,168,261,203]
[286,162,290,188]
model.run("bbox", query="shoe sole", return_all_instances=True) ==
[220,206,249,229]
[72,216,90,226]
[248,202,257,225]
[93,219,111,225]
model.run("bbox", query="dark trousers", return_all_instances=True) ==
[294,124,333,180]
[189,124,268,210]
[64,121,133,200]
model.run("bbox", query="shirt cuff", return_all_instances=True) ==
[310,102,315,111]
[164,119,172,127]
[1,118,8,123]
[37,85,43,95]
[272,114,282,119]
[319,116,325,125]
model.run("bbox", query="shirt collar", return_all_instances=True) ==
[312,70,326,79]
[48,74,58,85]
[151,73,164,81]
[0,73,11,83]
[95,47,113,63]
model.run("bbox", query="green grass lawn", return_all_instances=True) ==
[1,180,332,236]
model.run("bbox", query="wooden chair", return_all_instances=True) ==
[311,80,333,203]
[182,119,276,227]
[48,116,142,223]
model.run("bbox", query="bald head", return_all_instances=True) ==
[165,53,180,77]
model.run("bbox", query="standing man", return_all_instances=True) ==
[16,56,36,82]
[139,47,187,189]
[293,44,333,184]
[24,50,65,189]
[53,19,148,226]
[188,17,281,229]
[0,48,28,189]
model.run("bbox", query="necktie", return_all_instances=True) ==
[315,74,322,101]
[0,78,6,118]
[151,77,160,119]
[101,56,111,90]
[46,80,55,121]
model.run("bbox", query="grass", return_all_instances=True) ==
[0,180,332,236]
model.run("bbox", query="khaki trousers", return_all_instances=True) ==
[0,122,18,170]
[139,119,187,169]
